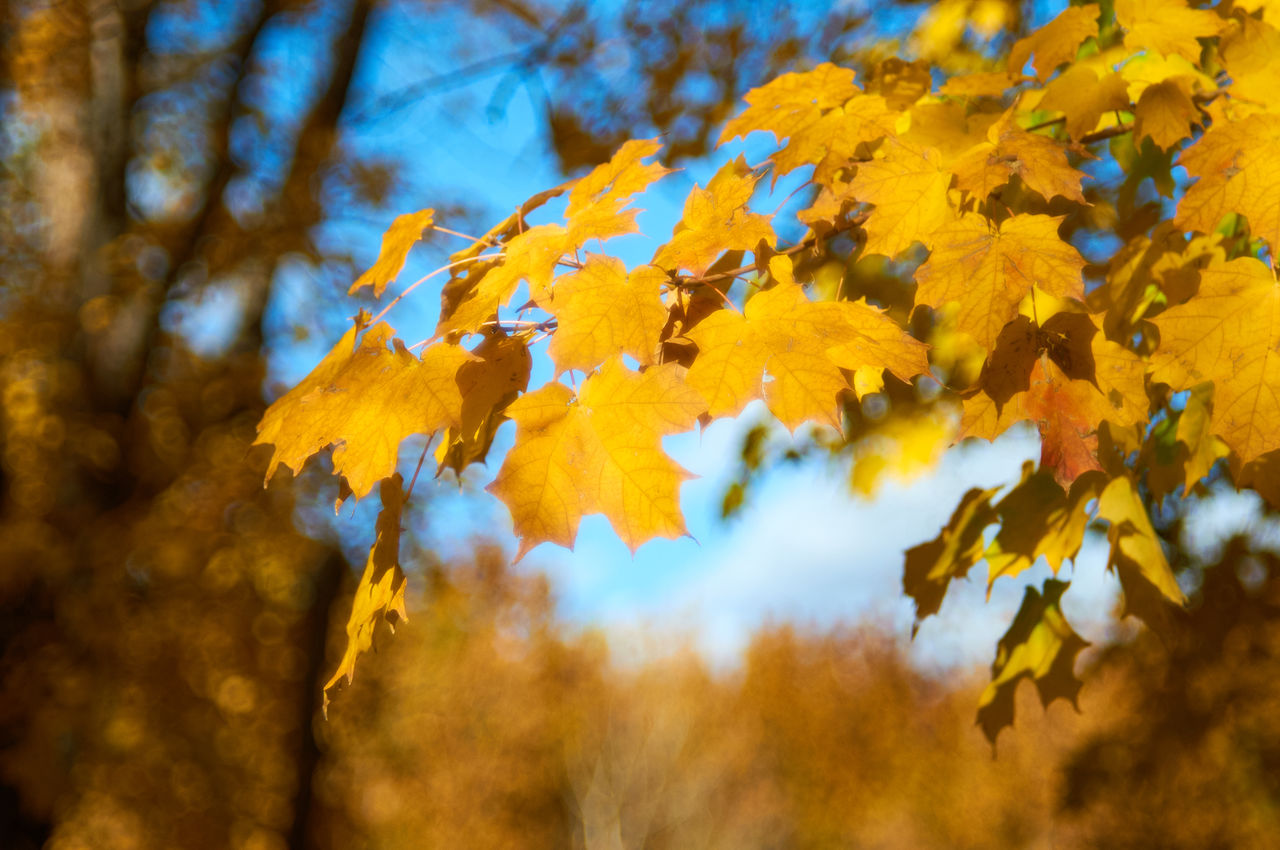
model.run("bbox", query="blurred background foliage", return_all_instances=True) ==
[3,0,1280,848]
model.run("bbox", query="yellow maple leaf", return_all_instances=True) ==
[652,156,776,277]
[1133,76,1201,150]
[903,486,999,629]
[322,475,407,714]
[686,270,928,430]
[1097,473,1187,637]
[1115,0,1225,64]
[718,62,861,147]
[939,71,1022,98]
[349,209,435,297]
[977,578,1089,746]
[1039,66,1132,140]
[435,328,532,479]
[488,360,705,558]
[545,256,668,374]
[984,464,1105,589]
[1007,4,1100,82]
[949,111,1088,203]
[1219,14,1280,111]
[1149,257,1280,465]
[847,139,954,259]
[915,213,1085,351]
[1176,114,1280,252]
[255,322,471,499]
[441,140,669,335]
[770,95,898,182]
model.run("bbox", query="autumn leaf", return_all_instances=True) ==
[1115,0,1225,64]
[488,359,705,558]
[1097,473,1186,639]
[652,156,776,277]
[685,263,928,430]
[847,139,953,259]
[902,486,999,630]
[435,328,532,479]
[914,214,1085,351]
[1175,114,1280,253]
[1007,4,1100,82]
[323,475,408,715]
[949,111,1088,204]
[984,464,1105,589]
[441,140,669,334]
[717,62,861,147]
[1133,76,1200,151]
[255,322,471,499]
[1039,66,1131,140]
[546,255,668,374]
[1148,257,1280,465]
[350,209,435,298]
[977,578,1089,746]
[959,313,1147,487]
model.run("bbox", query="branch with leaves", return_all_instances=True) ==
[256,0,1280,744]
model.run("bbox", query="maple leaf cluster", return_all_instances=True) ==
[255,1,1280,741]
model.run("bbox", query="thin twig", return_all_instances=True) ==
[404,435,435,504]
[434,224,493,246]
[368,253,501,325]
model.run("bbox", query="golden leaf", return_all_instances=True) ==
[1133,76,1200,150]
[903,486,999,630]
[1039,66,1132,140]
[1176,113,1280,253]
[915,214,1085,351]
[847,139,953,259]
[488,360,705,558]
[984,464,1105,589]
[435,329,532,479]
[949,111,1088,204]
[718,62,861,147]
[686,269,928,430]
[652,156,776,277]
[1149,257,1280,465]
[1097,473,1187,638]
[440,140,668,334]
[977,579,1089,746]
[322,475,408,714]
[255,322,471,499]
[350,209,435,297]
[1115,0,1225,64]
[1007,4,1100,82]
[546,256,668,374]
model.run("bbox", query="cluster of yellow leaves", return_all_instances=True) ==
[255,0,1280,737]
